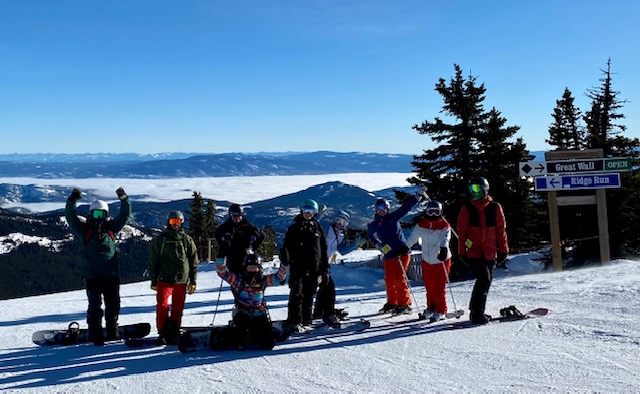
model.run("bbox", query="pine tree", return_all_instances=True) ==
[583,59,640,255]
[547,88,584,150]
[186,191,206,260]
[204,199,219,260]
[409,64,541,274]
[257,224,277,262]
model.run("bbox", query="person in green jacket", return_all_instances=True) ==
[65,187,132,346]
[148,211,199,345]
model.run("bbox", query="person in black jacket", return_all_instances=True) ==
[214,203,266,275]
[279,199,329,333]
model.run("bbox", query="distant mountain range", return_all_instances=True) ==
[0,151,415,178]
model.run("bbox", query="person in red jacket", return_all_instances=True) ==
[456,177,509,325]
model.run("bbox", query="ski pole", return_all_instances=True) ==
[210,279,223,326]
[441,260,460,314]
[397,256,421,313]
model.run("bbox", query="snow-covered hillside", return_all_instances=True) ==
[1,251,639,392]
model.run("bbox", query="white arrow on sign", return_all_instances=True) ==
[519,161,547,176]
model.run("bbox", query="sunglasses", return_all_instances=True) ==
[302,207,316,215]
[168,218,183,226]
[92,210,107,219]
[470,184,483,193]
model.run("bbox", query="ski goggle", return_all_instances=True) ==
[470,184,483,193]
[426,208,441,217]
[375,204,388,212]
[302,206,317,215]
[230,211,243,218]
[92,210,107,219]
[168,218,183,226]
[335,217,349,229]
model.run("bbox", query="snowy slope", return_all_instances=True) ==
[1,251,639,392]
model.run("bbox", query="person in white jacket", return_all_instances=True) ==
[404,200,452,322]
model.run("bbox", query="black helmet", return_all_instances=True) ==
[375,198,390,211]
[167,211,184,226]
[468,177,489,200]
[243,253,263,280]
[425,200,443,218]
[229,203,244,217]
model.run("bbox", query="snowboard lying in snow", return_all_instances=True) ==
[444,307,549,329]
[32,322,151,346]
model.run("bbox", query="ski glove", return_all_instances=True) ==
[116,187,128,201]
[150,280,158,292]
[318,272,330,287]
[279,248,290,267]
[437,247,448,262]
[415,185,429,201]
[497,252,508,265]
[69,188,82,201]
[354,235,368,248]
[187,282,196,294]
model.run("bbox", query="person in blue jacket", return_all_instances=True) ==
[367,186,428,315]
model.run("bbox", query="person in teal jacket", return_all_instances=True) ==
[65,187,132,345]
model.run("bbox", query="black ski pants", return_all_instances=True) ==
[233,310,275,350]
[287,273,317,325]
[468,258,496,316]
[85,276,121,338]
[313,275,336,319]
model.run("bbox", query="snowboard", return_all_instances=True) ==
[307,318,370,334]
[176,320,292,353]
[32,322,151,346]
[445,306,549,330]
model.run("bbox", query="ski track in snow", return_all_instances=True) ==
[1,252,640,392]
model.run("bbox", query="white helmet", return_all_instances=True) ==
[90,200,109,215]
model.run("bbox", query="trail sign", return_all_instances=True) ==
[520,157,631,176]
[534,173,621,191]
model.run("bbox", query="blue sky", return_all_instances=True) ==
[1,1,638,155]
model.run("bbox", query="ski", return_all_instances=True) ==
[32,322,151,346]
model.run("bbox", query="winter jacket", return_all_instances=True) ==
[366,195,420,259]
[326,224,359,263]
[280,214,329,278]
[215,218,266,272]
[149,228,198,285]
[405,217,451,265]
[65,198,131,280]
[456,196,509,260]
[216,258,288,317]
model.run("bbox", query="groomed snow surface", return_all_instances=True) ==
[1,250,639,393]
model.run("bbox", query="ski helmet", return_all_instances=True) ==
[229,203,244,218]
[89,200,109,220]
[167,210,184,226]
[302,199,319,215]
[425,200,443,218]
[334,210,350,230]
[468,177,490,200]
[243,253,263,281]
[375,198,390,212]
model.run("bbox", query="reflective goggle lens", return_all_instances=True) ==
[426,208,441,216]
[375,205,388,211]
[168,218,183,225]
[230,212,243,218]
[470,184,483,193]
[302,207,316,215]
[92,210,107,219]
[335,217,349,228]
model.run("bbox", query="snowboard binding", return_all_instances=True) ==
[62,321,80,345]
[499,305,524,319]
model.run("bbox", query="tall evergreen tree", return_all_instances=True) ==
[257,224,277,262]
[186,191,206,260]
[547,88,583,150]
[204,199,219,260]
[583,59,640,255]
[409,64,540,272]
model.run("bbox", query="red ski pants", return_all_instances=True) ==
[156,282,187,333]
[421,259,451,314]
[383,254,411,306]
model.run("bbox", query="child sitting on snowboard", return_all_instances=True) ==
[216,253,288,350]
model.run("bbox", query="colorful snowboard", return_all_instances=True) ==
[32,322,151,346]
